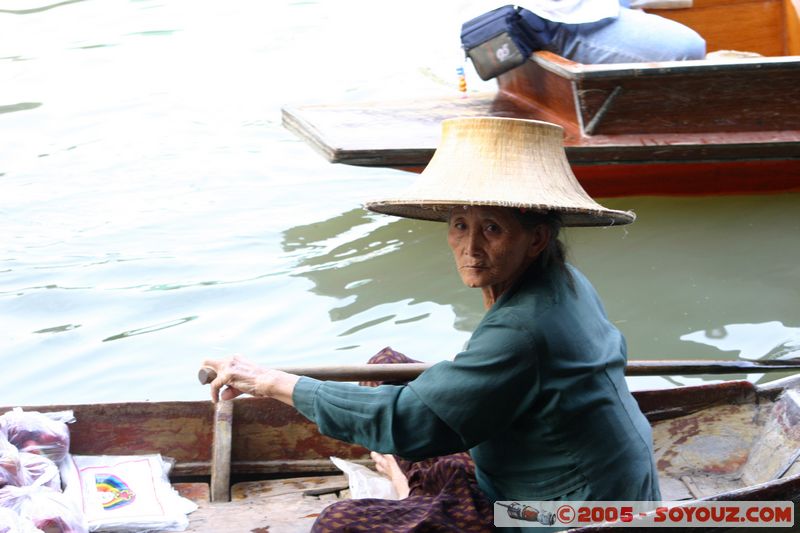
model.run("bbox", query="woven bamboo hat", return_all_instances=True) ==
[365,117,635,227]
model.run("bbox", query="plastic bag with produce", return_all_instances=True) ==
[0,485,86,533]
[19,453,60,490]
[0,507,44,533]
[0,436,22,488]
[0,409,73,465]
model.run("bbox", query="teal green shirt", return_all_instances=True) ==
[293,264,660,502]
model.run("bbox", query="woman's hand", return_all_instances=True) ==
[201,354,299,405]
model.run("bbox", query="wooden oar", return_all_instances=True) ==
[198,359,800,385]
[625,359,800,376]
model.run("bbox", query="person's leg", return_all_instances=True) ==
[359,346,422,387]
[546,6,706,64]
[312,456,493,533]
[312,347,492,532]
[362,346,475,499]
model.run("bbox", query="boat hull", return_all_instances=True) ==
[4,375,800,530]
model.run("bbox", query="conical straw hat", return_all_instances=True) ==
[365,117,635,227]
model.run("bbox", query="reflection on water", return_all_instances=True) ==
[101,316,198,343]
[566,194,800,366]
[281,208,484,331]
[33,324,81,334]
[0,0,86,16]
[0,102,42,115]
[681,321,800,360]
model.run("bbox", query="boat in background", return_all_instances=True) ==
[282,0,800,198]
[4,370,800,531]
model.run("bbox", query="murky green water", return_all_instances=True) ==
[1,1,798,406]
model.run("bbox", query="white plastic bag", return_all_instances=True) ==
[0,436,22,488]
[0,508,44,533]
[19,453,60,490]
[61,454,196,532]
[329,456,399,500]
[0,409,73,465]
[0,485,86,533]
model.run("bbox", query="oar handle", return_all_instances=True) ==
[197,359,800,385]
[196,363,429,385]
[198,367,217,385]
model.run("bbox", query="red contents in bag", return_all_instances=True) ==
[0,436,22,488]
[0,410,70,465]
[0,486,86,533]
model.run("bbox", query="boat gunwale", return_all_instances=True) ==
[5,373,799,420]
[530,50,800,81]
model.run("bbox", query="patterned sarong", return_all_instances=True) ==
[311,347,494,532]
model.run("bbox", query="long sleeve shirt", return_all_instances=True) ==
[293,264,661,502]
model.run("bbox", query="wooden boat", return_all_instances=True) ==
[282,0,800,197]
[4,366,800,531]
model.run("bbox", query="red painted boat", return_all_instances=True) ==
[282,0,800,197]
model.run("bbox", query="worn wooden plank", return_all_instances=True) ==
[525,50,800,80]
[282,91,535,166]
[499,53,800,136]
[283,97,800,159]
[231,475,349,501]
[231,459,371,476]
[210,400,233,502]
[184,479,346,533]
[572,66,800,135]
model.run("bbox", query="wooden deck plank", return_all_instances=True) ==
[181,476,348,533]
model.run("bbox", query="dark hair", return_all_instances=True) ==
[511,209,573,286]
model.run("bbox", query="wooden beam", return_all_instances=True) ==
[210,400,233,502]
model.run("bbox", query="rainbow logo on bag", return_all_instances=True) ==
[95,474,136,510]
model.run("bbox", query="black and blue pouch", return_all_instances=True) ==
[460,5,554,81]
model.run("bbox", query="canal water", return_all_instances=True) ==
[2,0,799,406]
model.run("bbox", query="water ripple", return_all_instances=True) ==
[102,316,198,343]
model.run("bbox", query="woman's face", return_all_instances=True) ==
[447,206,548,299]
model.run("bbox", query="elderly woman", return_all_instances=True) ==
[203,118,660,531]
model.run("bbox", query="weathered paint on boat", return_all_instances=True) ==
[4,374,800,531]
